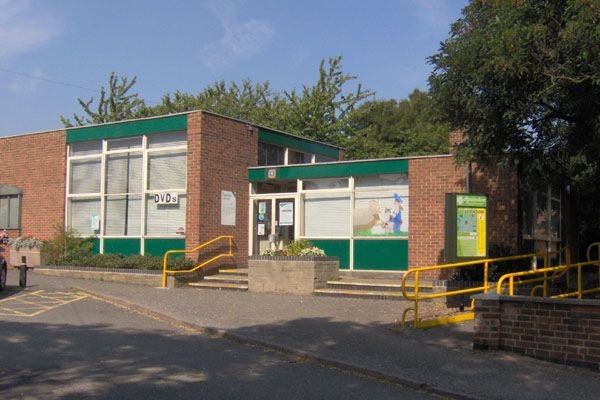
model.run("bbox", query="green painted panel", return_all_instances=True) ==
[67,114,188,143]
[103,238,141,255]
[259,129,340,159]
[144,238,185,257]
[309,239,350,269]
[353,240,408,271]
[91,238,101,254]
[248,159,409,182]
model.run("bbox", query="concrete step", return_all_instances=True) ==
[188,281,248,291]
[216,268,249,277]
[204,275,248,284]
[313,288,407,301]
[324,280,433,293]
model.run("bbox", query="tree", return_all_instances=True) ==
[61,72,145,127]
[136,79,286,125]
[345,89,449,159]
[282,56,374,145]
[428,0,600,243]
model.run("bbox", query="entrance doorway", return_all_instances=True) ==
[252,197,295,255]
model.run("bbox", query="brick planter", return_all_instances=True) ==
[248,256,339,295]
[9,248,47,267]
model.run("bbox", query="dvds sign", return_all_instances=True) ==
[154,192,178,204]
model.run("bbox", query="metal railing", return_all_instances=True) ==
[497,242,600,299]
[401,249,568,328]
[161,235,234,288]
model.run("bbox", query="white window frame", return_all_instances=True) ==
[65,134,187,254]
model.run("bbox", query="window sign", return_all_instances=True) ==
[258,201,267,214]
[221,191,236,226]
[91,213,100,232]
[279,202,294,226]
[154,192,179,204]
[354,191,408,237]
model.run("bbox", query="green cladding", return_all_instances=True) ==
[353,240,408,271]
[66,114,188,143]
[144,239,185,257]
[309,239,350,269]
[103,238,141,255]
[258,129,340,159]
[248,159,409,181]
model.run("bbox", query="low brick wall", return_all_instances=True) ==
[248,256,339,295]
[473,293,600,371]
[34,267,164,287]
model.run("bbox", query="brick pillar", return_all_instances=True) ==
[186,112,202,253]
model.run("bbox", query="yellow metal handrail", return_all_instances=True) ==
[401,249,567,329]
[498,242,600,299]
[161,235,234,288]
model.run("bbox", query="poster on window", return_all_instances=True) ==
[353,191,408,237]
[279,202,294,226]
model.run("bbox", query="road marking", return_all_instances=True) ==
[0,290,88,317]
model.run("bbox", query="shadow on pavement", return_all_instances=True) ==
[0,319,425,400]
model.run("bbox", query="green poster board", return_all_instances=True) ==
[445,193,488,262]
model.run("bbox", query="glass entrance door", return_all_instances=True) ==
[252,197,295,255]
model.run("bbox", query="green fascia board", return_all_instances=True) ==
[258,128,340,159]
[248,159,409,182]
[66,114,188,143]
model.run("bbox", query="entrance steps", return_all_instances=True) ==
[187,268,249,291]
[187,268,433,300]
[314,273,433,301]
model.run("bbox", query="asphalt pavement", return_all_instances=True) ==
[6,271,600,400]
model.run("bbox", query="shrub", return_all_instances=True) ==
[261,240,326,257]
[60,253,194,270]
[42,224,94,265]
[42,224,195,270]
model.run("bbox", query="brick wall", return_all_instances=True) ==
[0,130,66,242]
[408,156,518,278]
[473,294,600,371]
[409,156,465,274]
[186,112,258,269]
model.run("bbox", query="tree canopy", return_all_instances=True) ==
[429,0,600,243]
[62,57,449,160]
[61,72,145,127]
[345,89,449,159]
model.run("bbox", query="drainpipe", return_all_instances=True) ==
[466,161,472,194]
[466,131,472,194]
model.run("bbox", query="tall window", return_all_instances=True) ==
[66,131,187,242]
[522,184,561,242]
[0,186,21,229]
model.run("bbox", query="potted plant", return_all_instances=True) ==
[8,235,46,267]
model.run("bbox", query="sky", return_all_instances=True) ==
[0,0,469,136]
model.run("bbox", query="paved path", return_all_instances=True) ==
[1,279,441,399]
[14,272,600,400]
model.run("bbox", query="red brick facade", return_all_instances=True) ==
[0,130,66,242]
[408,156,518,277]
[186,112,258,268]
[0,116,519,274]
